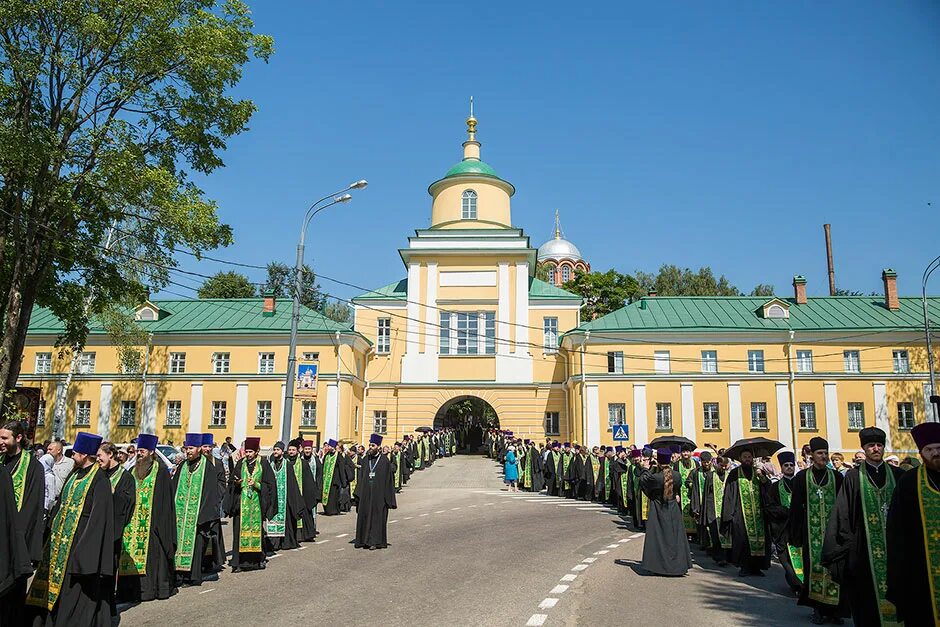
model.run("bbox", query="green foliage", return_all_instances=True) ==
[321,299,352,324]
[749,284,775,297]
[634,265,740,297]
[439,398,498,428]
[562,270,642,320]
[197,271,256,299]
[265,262,323,310]
[98,305,150,373]
[535,262,552,282]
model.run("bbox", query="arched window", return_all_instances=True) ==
[461,189,477,220]
[561,265,571,283]
[547,266,556,284]
[766,304,787,319]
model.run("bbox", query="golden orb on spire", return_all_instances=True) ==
[466,96,477,141]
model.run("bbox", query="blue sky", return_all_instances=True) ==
[175,1,940,304]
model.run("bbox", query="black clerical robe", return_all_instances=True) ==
[569,454,592,501]
[526,446,545,492]
[26,463,114,627]
[266,456,305,551]
[116,458,178,603]
[0,463,32,626]
[720,465,771,573]
[318,452,350,516]
[639,468,691,576]
[543,451,558,496]
[822,462,904,627]
[2,450,44,563]
[203,456,227,574]
[687,466,712,549]
[104,464,136,616]
[354,452,397,549]
[172,456,223,585]
[764,475,802,594]
[228,457,276,571]
[886,465,939,626]
[288,456,318,542]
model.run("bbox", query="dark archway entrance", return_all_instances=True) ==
[433,396,499,454]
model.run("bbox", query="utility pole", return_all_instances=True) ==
[824,224,836,296]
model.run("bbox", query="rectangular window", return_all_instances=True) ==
[544,411,560,436]
[77,352,96,374]
[169,352,186,374]
[256,400,272,427]
[893,350,910,374]
[654,351,671,374]
[701,350,718,374]
[843,350,860,374]
[847,402,865,430]
[482,312,495,355]
[35,352,52,374]
[75,400,91,426]
[211,401,227,427]
[607,403,626,432]
[702,402,720,430]
[543,317,559,354]
[796,350,814,373]
[607,351,624,374]
[258,352,276,374]
[748,350,765,373]
[799,402,817,430]
[301,400,317,427]
[213,352,230,374]
[373,410,388,435]
[302,352,320,361]
[750,402,768,430]
[165,401,182,427]
[119,400,137,427]
[655,403,672,430]
[376,318,391,354]
[457,312,478,355]
[439,312,450,354]
[439,312,495,355]
[897,402,915,429]
[37,399,46,426]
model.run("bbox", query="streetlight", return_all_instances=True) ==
[281,181,368,443]
[923,253,940,422]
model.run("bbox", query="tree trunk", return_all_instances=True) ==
[0,256,40,416]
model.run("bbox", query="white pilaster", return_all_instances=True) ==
[141,382,157,434]
[823,382,843,451]
[497,262,510,355]
[728,382,743,443]
[775,382,793,449]
[424,262,438,354]
[280,383,286,436]
[188,383,203,432]
[680,383,695,441]
[98,383,112,440]
[325,383,339,442]
[586,384,600,447]
[233,382,249,446]
[53,382,67,440]
[872,382,891,450]
[405,262,421,354]
[633,383,649,446]
[513,262,529,354]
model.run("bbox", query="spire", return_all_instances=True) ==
[466,96,477,141]
[463,96,481,161]
[554,209,562,239]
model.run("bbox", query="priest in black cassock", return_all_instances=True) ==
[229,437,276,571]
[544,442,560,496]
[763,451,802,595]
[525,440,545,492]
[173,432,222,586]
[354,433,397,549]
[117,433,178,604]
[265,441,303,551]
[286,439,318,541]
[0,461,33,625]
[26,431,115,627]
[638,449,692,576]
[787,438,846,624]
[720,448,772,576]
[687,451,715,552]
[0,419,44,618]
[319,439,350,516]
[200,433,227,574]
[886,422,940,626]
[822,427,903,627]
[699,455,731,565]
[97,440,136,619]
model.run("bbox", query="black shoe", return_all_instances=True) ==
[810,610,826,625]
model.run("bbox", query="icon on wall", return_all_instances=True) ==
[296,362,318,398]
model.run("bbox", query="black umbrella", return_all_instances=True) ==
[415,426,433,433]
[724,437,784,461]
[649,435,697,450]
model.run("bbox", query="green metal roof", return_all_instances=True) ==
[529,277,582,301]
[27,299,354,336]
[574,296,940,333]
[353,277,581,303]
[352,279,408,302]
[444,159,500,179]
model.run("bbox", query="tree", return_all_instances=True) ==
[0,1,273,408]
[321,299,352,324]
[197,271,256,299]
[535,262,552,283]
[634,265,740,297]
[562,270,642,320]
[749,284,775,297]
[265,262,323,310]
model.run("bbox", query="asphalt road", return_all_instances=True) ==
[119,455,834,626]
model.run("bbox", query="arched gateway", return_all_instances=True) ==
[433,396,499,454]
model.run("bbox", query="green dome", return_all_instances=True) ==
[444,159,500,179]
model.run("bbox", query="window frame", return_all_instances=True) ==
[892,350,910,374]
[654,350,671,374]
[376,318,391,354]
[35,352,52,374]
[255,400,273,427]
[750,402,768,430]
[701,350,718,374]
[301,400,317,427]
[169,352,187,374]
[438,311,495,356]
[373,410,388,435]
[843,350,860,374]
[747,349,765,374]
[119,400,137,427]
[165,400,182,427]
[607,403,626,432]
[257,352,276,375]
[607,351,624,374]
[37,399,46,426]
[544,411,560,436]
[702,402,720,430]
[210,401,227,427]
[75,400,91,426]
[543,317,559,354]
[77,352,96,374]
[655,402,673,431]
[799,402,817,430]
[897,402,915,429]
[461,189,478,220]
[796,350,814,374]
[847,402,865,431]
[561,265,571,283]
[547,266,556,284]
[212,352,230,375]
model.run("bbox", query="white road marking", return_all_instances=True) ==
[577,507,602,510]
[335,547,345,552]
[556,503,604,508]
[606,544,619,549]
[419,513,429,517]
[550,584,569,593]
[389,520,399,524]
[618,539,630,543]
[539,598,559,609]
[199,588,214,594]
[450,507,461,510]
[571,564,589,571]
[298,545,308,550]
[484,502,495,506]
[526,615,548,626]
[268,554,281,559]
[582,557,597,563]
[560,574,577,582]
[630,533,643,539]
[336,533,349,538]
[319,539,330,544]
[467,504,478,508]
[434,510,446,514]
[405,516,413,520]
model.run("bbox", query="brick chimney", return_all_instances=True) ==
[262,289,276,316]
[792,275,807,305]
[882,269,899,311]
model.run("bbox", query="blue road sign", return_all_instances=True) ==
[612,425,630,441]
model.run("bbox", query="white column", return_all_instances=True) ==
[513,262,529,354]
[633,383,649,446]
[775,382,793,449]
[233,382,249,446]
[405,263,421,354]
[497,262,510,355]
[98,383,112,440]
[680,383,695,441]
[728,382,743,443]
[872,382,891,451]
[586,384,600,447]
[424,263,438,354]
[188,383,203,432]
[823,382,843,451]
[325,382,339,442]
[53,382,68,440]
[141,382,157,434]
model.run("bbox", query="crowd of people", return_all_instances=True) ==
[0,420,457,626]
[485,424,940,626]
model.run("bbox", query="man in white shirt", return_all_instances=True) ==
[46,440,74,495]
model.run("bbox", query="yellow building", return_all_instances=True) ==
[18,113,940,453]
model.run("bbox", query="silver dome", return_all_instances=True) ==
[537,237,583,262]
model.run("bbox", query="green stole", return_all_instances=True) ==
[267,459,287,537]
[394,452,402,489]
[590,456,600,492]
[174,456,206,570]
[238,460,264,553]
[292,459,304,530]
[109,465,125,491]
[349,455,359,495]
[523,450,532,487]
[713,471,731,548]
[620,470,630,508]
[917,464,940,621]
[120,461,158,576]
[778,480,805,583]
[26,465,99,611]
[321,453,338,505]
[859,465,898,625]
[806,469,840,601]
[416,441,424,469]
[562,452,571,490]
[604,458,611,500]
[677,461,694,533]
[8,451,29,510]
[632,467,649,520]
[738,471,765,556]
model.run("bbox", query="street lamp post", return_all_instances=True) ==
[923,254,940,422]
[281,181,368,443]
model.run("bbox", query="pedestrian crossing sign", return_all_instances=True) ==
[612,425,629,441]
